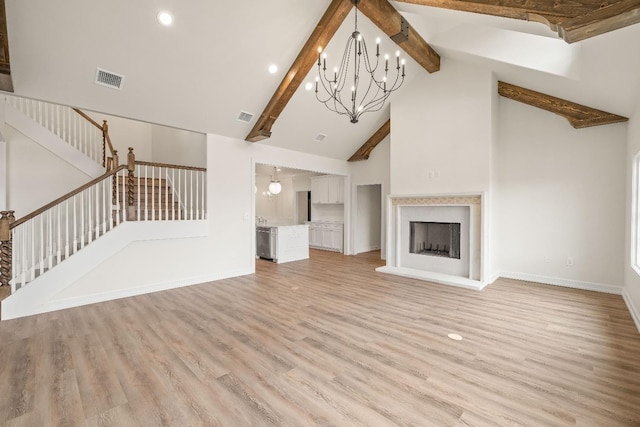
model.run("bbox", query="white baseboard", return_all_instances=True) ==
[622,288,640,334]
[356,245,381,254]
[376,265,487,290]
[487,272,501,285]
[497,271,622,295]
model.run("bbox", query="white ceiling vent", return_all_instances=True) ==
[313,133,327,143]
[237,111,254,123]
[95,68,124,90]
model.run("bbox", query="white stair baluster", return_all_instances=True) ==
[47,210,53,270]
[87,187,93,244]
[164,168,169,221]
[64,199,70,259]
[189,170,194,220]
[151,166,155,221]
[38,215,44,275]
[172,168,176,220]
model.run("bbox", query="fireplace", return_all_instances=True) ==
[377,194,486,290]
[410,221,461,259]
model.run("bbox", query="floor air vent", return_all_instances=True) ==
[95,68,124,90]
[237,111,254,123]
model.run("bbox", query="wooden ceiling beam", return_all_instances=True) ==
[393,0,640,43]
[246,0,353,142]
[498,81,628,129]
[348,118,391,161]
[357,0,440,73]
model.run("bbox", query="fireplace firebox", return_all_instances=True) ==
[409,221,461,259]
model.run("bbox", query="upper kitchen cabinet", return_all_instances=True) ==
[311,175,344,204]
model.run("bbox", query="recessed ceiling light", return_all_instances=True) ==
[304,82,313,91]
[268,64,278,74]
[157,11,173,26]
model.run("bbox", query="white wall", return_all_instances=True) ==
[495,97,627,291]
[255,173,294,223]
[86,112,207,167]
[87,112,153,160]
[6,125,92,217]
[151,126,206,168]
[625,96,640,327]
[390,60,493,195]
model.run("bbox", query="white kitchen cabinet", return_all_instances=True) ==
[309,224,322,247]
[327,176,344,204]
[311,176,329,204]
[311,175,344,204]
[308,221,343,252]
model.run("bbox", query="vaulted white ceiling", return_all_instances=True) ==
[5,1,640,160]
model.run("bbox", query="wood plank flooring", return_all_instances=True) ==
[1,249,640,426]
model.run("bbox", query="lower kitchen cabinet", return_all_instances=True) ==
[308,222,343,253]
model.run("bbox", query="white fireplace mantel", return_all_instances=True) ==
[376,193,488,290]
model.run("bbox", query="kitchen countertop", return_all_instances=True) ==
[256,223,309,229]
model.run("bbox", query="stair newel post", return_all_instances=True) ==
[111,150,119,203]
[102,120,109,168]
[0,210,15,288]
[127,147,136,221]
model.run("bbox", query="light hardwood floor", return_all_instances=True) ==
[1,249,640,426]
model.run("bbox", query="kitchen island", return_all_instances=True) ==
[256,223,309,264]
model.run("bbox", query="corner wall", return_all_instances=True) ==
[494,97,627,292]
[625,98,640,329]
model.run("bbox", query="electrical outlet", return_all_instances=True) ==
[566,257,574,266]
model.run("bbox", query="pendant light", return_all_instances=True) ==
[268,166,282,195]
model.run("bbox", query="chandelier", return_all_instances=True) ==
[315,0,406,123]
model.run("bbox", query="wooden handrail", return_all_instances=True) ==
[11,165,128,229]
[72,108,102,130]
[135,160,206,172]
[72,108,117,168]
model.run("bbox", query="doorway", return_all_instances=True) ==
[295,191,310,224]
[355,184,382,254]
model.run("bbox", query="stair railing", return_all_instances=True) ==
[0,148,207,293]
[132,160,207,222]
[2,165,127,292]
[4,95,118,169]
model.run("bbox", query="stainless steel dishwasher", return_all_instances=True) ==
[256,226,277,262]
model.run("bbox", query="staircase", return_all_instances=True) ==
[116,175,181,221]
[0,95,207,319]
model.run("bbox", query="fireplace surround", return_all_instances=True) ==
[377,193,487,290]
